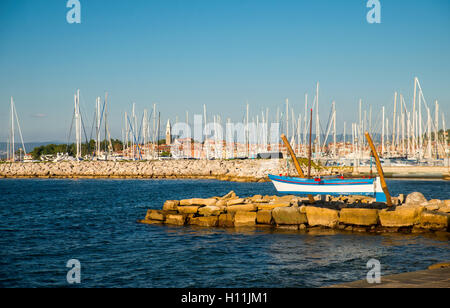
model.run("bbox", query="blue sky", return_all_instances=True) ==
[0,0,449,142]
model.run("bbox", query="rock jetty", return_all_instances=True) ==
[0,160,292,182]
[139,191,450,235]
[1,161,448,181]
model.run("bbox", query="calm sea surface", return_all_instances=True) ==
[0,178,449,288]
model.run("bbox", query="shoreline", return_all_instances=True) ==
[0,161,448,181]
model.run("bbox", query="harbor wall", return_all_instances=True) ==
[0,160,286,182]
[0,160,448,181]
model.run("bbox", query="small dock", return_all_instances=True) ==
[327,265,450,288]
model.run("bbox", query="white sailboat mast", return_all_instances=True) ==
[315,82,320,157]
[75,90,81,160]
[392,92,397,152]
[11,97,15,161]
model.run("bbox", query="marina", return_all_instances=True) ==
[2,79,449,171]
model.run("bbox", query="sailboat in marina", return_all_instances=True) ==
[6,97,27,162]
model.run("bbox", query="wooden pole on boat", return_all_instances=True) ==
[365,131,393,207]
[281,134,305,178]
[281,133,315,204]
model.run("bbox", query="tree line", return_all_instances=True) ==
[30,139,124,160]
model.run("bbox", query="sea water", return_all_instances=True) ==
[0,179,448,287]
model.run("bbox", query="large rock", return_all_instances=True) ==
[439,206,450,214]
[249,195,263,202]
[417,211,450,231]
[145,209,165,221]
[179,199,193,206]
[221,191,237,199]
[218,213,235,228]
[216,199,228,207]
[139,219,162,225]
[234,212,257,227]
[339,209,379,226]
[405,192,427,205]
[272,195,296,203]
[272,206,307,225]
[165,214,186,226]
[256,210,273,225]
[257,202,290,211]
[198,206,223,217]
[162,200,179,211]
[180,198,217,206]
[227,198,246,206]
[227,203,257,213]
[379,207,424,227]
[191,198,218,206]
[190,216,219,227]
[177,206,200,214]
[305,206,340,228]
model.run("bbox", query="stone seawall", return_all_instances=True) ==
[139,191,450,236]
[0,161,448,181]
[0,160,288,182]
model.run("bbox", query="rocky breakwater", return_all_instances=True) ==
[0,159,297,182]
[139,191,450,236]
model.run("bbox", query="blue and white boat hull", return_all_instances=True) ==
[268,175,387,202]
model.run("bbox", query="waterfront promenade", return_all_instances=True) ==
[327,265,450,288]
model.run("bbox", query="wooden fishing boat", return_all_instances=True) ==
[270,107,393,205]
[268,174,387,202]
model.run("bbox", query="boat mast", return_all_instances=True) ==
[291,107,295,146]
[157,112,160,159]
[284,98,288,141]
[132,103,136,160]
[401,96,405,156]
[104,92,111,160]
[124,112,128,158]
[435,100,439,159]
[333,102,336,158]
[315,83,320,158]
[392,92,397,153]
[308,108,313,178]
[10,97,15,161]
[297,114,301,155]
[386,119,391,157]
[246,102,249,158]
[143,109,148,158]
[359,99,362,158]
[427,107,432,159]
[443,113,448,162]
[153,104,156,158]
[419,91,423,159]
[343,121,346,155]
[303,94,308,157]
[412,77,417,156]
[75,90,81,160]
